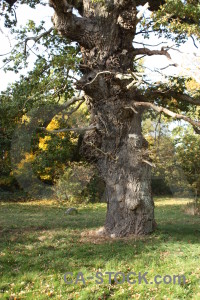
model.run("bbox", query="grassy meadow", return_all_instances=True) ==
[0,197,199,299]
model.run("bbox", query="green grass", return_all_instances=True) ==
[0,197,199,299]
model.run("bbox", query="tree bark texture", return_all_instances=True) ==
[51,0,158,236]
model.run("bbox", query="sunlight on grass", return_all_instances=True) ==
[154,197,194,206]
[0,197,199,299]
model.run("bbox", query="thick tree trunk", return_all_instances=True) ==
[82,93,155,236]
[51,0,157,236]
[103,113,154,236]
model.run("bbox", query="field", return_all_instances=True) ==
[0,197,199,299]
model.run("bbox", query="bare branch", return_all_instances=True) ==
[24,27,54,54]
[132,47,172,59]
[116,71,144,89]
[0,59,12,70]
[135,29,160,36]
[133,41,168,47]
[142,159,156,167]
[134,55,146,62]
[64,99,85,117]
[0,26,12,47]
[53,84,67,98]
[35,95,85,130]
[58,95,85,110]
[0,50,12,57]
[40,124,96,134]
[191,35,198,49]
[133,101,200,130]
[125,106,138,114]
[159,64,178,70]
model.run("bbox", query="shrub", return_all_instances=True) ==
[53,163,95,203]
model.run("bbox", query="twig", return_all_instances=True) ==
[191,35,198,49]
[133,41,168,47]
[64,99,85,117]
[24,27,54,54]
[142,159,156,167]
[125,106,138,114]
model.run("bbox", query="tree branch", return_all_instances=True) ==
[132,47,171,59]
[58,95,85,110]
[133,41,168,47]
[38,95,85,129]
[24,27,54,54]
[168,92,200,106]
[50,0,97,48]
[150,90,200,106]
[191,35,198,49]
[40,124,96,134]
[133,101,200,131]
[63,99,85,117]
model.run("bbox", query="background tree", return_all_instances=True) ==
[174,124,200,198]
[0,21,84,193]
[143,113,200,198]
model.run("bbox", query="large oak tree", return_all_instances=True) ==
[2,0,200,236]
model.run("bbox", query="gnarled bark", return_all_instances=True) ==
[99,111,154,236]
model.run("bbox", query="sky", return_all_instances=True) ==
[0,3,200,92]
[0,3,53,91]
